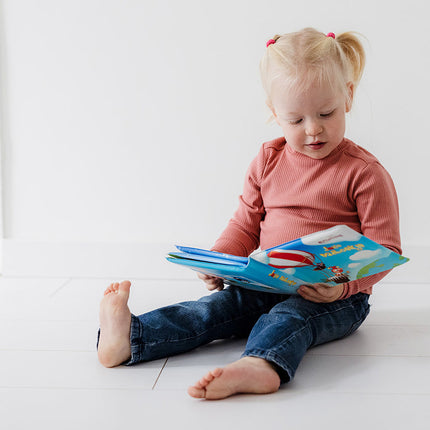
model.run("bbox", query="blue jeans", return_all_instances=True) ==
[114,286,369,383]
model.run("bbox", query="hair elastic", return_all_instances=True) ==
[266,38,276,47]
[326,32,336,39]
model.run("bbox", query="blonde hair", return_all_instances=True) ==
[260,28,366,115]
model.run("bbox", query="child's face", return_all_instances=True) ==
[269,80,353,160]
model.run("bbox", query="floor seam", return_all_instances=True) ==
[49,278,73,298]
[152,358,168,390]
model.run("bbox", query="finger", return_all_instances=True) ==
[205,278,223,290]
[216,280,224,291]
[198,273,221,282]
[305,292,337,303]
[310,283,342,301]
[298,285,325,303]
[206,278,221,287]
[209,281,224,291]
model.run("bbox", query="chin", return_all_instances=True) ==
[306,149,332,159]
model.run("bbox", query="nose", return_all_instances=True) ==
[305,120,323,137]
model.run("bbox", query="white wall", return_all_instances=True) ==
[0,0,428,276]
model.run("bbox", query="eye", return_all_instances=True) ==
[320,110,335,118]
[288,118,303,125]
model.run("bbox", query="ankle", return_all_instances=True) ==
[241,356,275,370]
[241,356,282,382]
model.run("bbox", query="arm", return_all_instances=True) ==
[200,146,267,290]
[211,145,267,256]
[337,162,402,299]
[299,162,402,302]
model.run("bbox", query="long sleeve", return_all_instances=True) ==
[211,145,267,256]
[338,162,402,299]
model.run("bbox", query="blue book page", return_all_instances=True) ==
[250,225,409,287]
[168,252,246,267]
[175,246,248,265]
[166,255,295,294]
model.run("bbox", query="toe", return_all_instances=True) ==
[194,380,204,389]
[117,281,131,298]
[104,285,115,295]
[202,373,215,384]
[211,367,223,378]
[187,386,206,399]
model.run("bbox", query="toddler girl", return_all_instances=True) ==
[97,28,402,400]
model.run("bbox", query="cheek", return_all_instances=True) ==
[282,124,301,139]
[328,117,345,135]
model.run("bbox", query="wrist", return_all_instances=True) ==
[337,283,348,300]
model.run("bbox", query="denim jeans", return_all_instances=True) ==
[115,286,370,383]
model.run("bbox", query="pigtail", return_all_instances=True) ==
[336,32,366,86]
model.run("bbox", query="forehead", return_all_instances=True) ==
[271,78,344,113]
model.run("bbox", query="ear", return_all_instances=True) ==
[345,82,354,113]
[266,99,281,125]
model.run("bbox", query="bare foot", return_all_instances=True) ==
[187,357,281,400]
[97,280,132,368]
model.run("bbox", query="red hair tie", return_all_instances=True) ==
[266,39,276,47]
[326,32,336,39]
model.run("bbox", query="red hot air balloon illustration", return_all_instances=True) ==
[267,250,315,269]
[266,249,349,283]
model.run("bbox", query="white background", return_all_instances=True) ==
[0,0,428,275]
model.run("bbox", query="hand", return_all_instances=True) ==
[197,273,225,291]
[297,283,344,303]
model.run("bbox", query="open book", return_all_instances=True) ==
[167,225,409,294]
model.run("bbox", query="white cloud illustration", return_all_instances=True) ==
[282,268,296,275]
[348,263,361,268]
[350,249,381,261]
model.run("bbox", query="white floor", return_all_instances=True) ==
[1,274,429,430]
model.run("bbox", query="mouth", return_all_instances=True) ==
[307,141,327,150]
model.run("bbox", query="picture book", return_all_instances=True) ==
[166,225,409,294]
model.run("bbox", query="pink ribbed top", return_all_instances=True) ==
[212,137,402,299]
